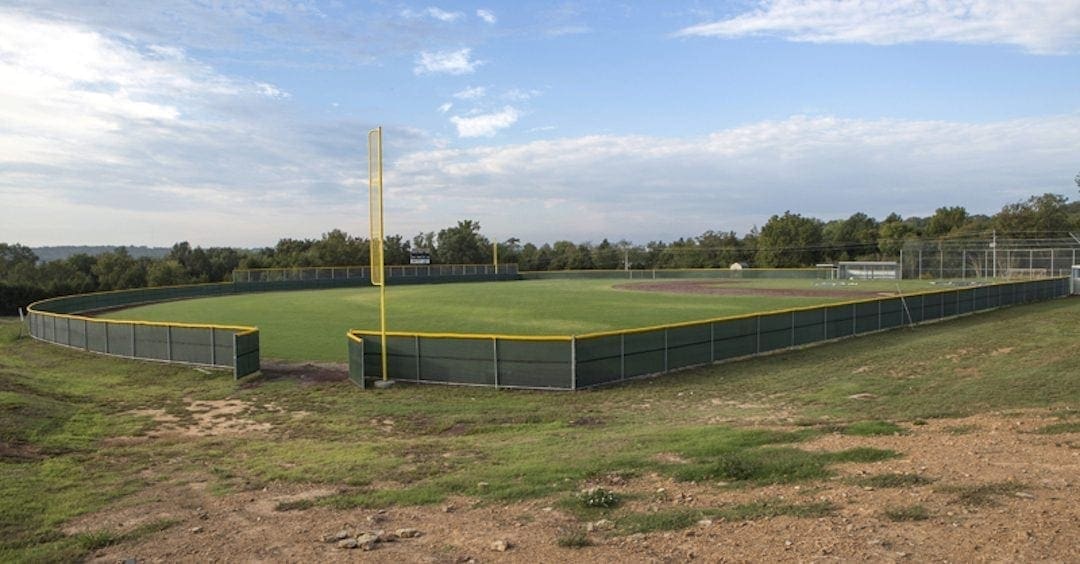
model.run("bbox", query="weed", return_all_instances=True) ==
[852,474,933,488]
[556,529,592,548]
[579,487,620,508]
[843,421,905,436]
[884,505,930,521]
[1034,421,1080,435]
[938,482,1025,506]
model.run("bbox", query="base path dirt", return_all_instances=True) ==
[82,410,1079,563]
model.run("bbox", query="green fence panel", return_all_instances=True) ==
[498,340,573,389]
[347,336,365,388]
[235,331,261,378]
[68,318,88,350]
[134,325,169,361]
[574,335,623,388]
[170,327,213,364]
[667,324,712,369]
[793,309,825,346]
[878,298,905,329]
[825,304,855,339]
[757,312,792,353]
[921,292,942,320]
[107,323,134,357]
[416,337,495,385]
[971,286,988,311]
[211,328,234,367]
[854,302,879,334]
[712,317,757,361]
[86,320,107,353]
[622,331,666,378]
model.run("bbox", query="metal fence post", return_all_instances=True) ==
[709,323,715,362]
[790,311,795,347]
[664,329,669,371]
[84,319,90,350]
[492,338,499,390]
[755,316,761,353]
[104,322,110,354]
[620,334,626,379]
[166,325,172,361]
[823,307,828,339]
[415,336,421,382]
[130,322,136,358]
[210,329,216,365]
[570,337,577,390]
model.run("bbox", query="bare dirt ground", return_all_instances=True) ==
[614,279,890,299]
[77,409,1079,563]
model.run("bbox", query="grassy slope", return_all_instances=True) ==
[103,278,935,362]
[4,297,1078,559]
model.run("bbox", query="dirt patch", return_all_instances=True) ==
[80,410,1080,563]
[0,441,44,461]
[613,279,890,299]
[125,399,271,438]
[252,361,348,386]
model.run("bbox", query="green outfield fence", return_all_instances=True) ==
[348,276,1071,390]
[520,268,823,280]
[27,283,260,378]
[25,265,522,379]
[233,263,518,291]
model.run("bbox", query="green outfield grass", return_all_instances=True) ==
[103,278,938,362]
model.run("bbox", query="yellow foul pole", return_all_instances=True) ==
[368,127,388,381]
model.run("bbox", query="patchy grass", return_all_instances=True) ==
[615,500,836,534]
[944,424,978,435]
[555,528,592,548]
[851,473,934,488]
[1033,421,1080,435]
[884,505,931,522]
[842,420,905,436]
[938,482,1027,507]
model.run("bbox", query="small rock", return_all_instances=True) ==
[697,519,713,527]
[376,530,397,543]
[334,530,351,540]
[123,559,137,564]
[490,539,511,552]
[477,482,490,488]
[190,526,203,533]
[367,514,386,523]
[1014,492,1035,499]
[357,532,380,550]
[443,504,456,513]
[337,538,358,549]
[397,528,421,538]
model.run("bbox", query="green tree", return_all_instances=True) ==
[755,211,824,267]
[592,239,621,269]
[91,248,146,290]
[994,193,1075,237]
[147,260,190,287]
[926,206,969,237]
[0,243,38,282]
[436,220,488,264]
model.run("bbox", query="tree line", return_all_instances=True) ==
[2,191,1078,314]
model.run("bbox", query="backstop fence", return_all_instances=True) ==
[348,276,1070,390]
[27,283,260,378]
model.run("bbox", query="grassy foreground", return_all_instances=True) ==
[3,297,1078,560]
[105,278,937,362]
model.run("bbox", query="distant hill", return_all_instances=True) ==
[31,246,171,262]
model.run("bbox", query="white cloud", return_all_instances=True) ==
[390,113,1080,243]
[453,86,487,100]
[437,102,453,113]
[449,106,521,138]
[503,88,541,101]
[546,25,592,36]
[477,9,497,24]
[0,10,406,246]
[402,7,464,22]
[256,82,290,99]
[676,0,1080,54]
[414,48,482,75]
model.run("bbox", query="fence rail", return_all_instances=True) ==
[349,277,1071,390]
[234,264,518,283]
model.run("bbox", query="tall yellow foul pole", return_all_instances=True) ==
[368,127,388,381]
[493,241,498,271]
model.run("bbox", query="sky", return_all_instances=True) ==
[2,1,1079,248]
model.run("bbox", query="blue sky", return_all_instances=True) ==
[2,1,1079,247]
